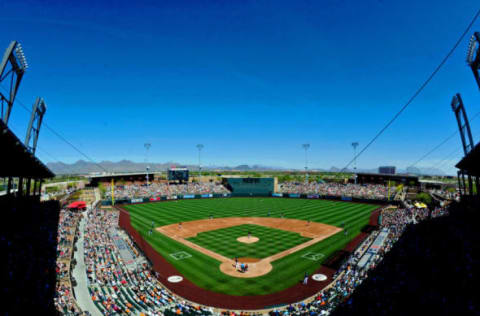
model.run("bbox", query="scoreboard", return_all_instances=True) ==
[168,168,189,182]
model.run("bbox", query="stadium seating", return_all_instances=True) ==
[83,207,215,316]
[105,182,230,200]
[50,185,464,316]
[278,182,396,201]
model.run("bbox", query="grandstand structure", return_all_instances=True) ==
[454,31,480,199]
[0,41,59,314]
[0,40,53,199]
[88,172,155,187]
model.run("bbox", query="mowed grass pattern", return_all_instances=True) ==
[124,198,378,295]
[187,224,311,259]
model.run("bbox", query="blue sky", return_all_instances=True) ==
[1,0,480,174]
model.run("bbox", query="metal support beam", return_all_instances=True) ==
[25,97,46,154]
[35,179,40,196]
[451,94,475,155]
[26,178,31,197]
[17,177,23,197]
[451,94,476,196]
[7,176,12,196]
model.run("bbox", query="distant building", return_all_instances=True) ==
[379,166,396,174]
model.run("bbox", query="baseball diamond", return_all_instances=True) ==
[186,224,313,259]
[122,197,379,296]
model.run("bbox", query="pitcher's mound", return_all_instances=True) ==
[237,236,259,244]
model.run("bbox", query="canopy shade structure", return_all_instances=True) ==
[67,201,87,209]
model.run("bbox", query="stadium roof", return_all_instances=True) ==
[0,120,54,178]
[88,172,154,179]
[456,143,480,177]
[355,172,418,179]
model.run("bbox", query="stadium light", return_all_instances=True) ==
[351,142,359,170]
[302,144,310,182]
[14,43,28,71]
[466,32,480,89]
[351,142,359,184]
[466,33,478,65]
[144,143,151,187]
[197,144,204,181]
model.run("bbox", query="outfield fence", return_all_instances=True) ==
[102,192,400,207]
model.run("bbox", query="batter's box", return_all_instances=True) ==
[170,251,192,260]
[302,252,324,261]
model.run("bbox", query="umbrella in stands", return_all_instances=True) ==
[67,201,87,210]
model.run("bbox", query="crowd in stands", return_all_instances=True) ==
[83,207,214,316]
[429,188,460,201]
[331,202,478,315]
[104,182,230,200]
[47,187,468,316]
[278,182,396,201]
[268,205,450,316]
[73,202,448,316]
[54,208,84,315]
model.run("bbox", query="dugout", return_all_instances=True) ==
[222,176,274,196]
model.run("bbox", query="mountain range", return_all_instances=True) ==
[46,160,447,176]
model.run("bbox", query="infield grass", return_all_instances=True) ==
[123,198,378,296]
[187,224,312,259]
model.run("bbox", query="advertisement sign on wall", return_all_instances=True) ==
[307,194,319,199]
[183,194,195,199]
[272,193,283,197]
[131,198,143,203]
[289,194,300,198]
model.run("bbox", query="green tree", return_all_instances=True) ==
[396,184,404,193]
[98,183,106,197]
[415,192,432,205]
[46,186,59,193]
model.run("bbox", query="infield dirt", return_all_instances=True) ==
[156,217,341,278]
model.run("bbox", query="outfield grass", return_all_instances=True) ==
[187,224,312,259]
[123,198,378,295]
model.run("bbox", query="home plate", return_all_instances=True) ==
[312,274,327,281]
[167,275,183,283]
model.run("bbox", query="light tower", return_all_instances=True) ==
[144,143,151,187]
[302,143,310,182]
[351,142,359,184]
[1,41,28,125]
[466,31,480,89]
[196,144,204,181]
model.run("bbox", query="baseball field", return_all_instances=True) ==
[123,198,378,296]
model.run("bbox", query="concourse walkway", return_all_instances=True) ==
[72,213,102,316]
